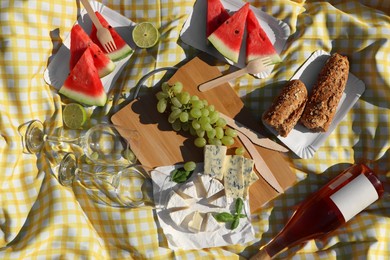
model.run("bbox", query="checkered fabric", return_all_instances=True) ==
[0,0,389,259]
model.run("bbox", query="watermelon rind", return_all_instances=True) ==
[90,12,133,62]
[70,24,115,78]
[60,48,107,107]
[208,3,250,63]
[246,9,281,64]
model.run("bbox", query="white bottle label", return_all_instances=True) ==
[330,174,379,222]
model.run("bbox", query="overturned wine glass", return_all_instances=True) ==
[58,152,159,208]
[21,119,139,166]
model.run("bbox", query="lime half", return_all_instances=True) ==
[63,103,87,129]
[132,22,160,48]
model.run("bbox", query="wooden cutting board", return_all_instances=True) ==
[111,56,296,212]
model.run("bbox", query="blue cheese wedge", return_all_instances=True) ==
[204,145,227,180]
[223,155,244,199]
[242,157,255,199]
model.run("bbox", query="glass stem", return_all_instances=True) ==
[44,134,81,145]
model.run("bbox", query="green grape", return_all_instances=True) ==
[196,129,205,138]
[190,108,202,119]
[168,114,176,124]
[170,109,181,120]
[235,147,245,155]
[215,118,227,127]
[194,137,207,147]
[171,97,182,108]
[203,99,208,106]
[225,128,237,137]
[184,161,196,172]
[214,139,222,146]
[172,120,181,132]
[209,111,219,124]
[215,126,224,139]
[208,138,217,145]
[156,91,168,100]
[182,122,190,132]
[221,135,234,146]
[191,119,201,130]
[179,111,189,122]
[171,82,183,94]
[157,99,167,113]
[206,128,216,139]
[189,126,197,136]
[199,116,210,125]
[191,100,204,109]
[201,122,212,132]
[161,82,170,93]
[190,95,199,101]
[171,105,180,111]
[179,91,190,104]
[208,105,215,112]
[201,108,209,117]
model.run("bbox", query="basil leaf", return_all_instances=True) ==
[238,213,246,218]
[214,212,235,222]
[235,198,243,214]
[230,218,240,230]
[171,168,192,183]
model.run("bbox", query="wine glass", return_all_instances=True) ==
[22,120,139,166]
[58,152,159,208]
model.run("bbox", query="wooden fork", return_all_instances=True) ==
[80,0,117,53]
[198,57,274,92]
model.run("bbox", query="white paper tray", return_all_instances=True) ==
[263,50,366,159]
[151,164,255,250]
[44,1,136,92]
[180,0,290,79]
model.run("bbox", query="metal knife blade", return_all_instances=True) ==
[219,113,288,153]
[237,131,284,193]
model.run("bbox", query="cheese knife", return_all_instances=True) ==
[237,131,284,193]
[219,113,288,153]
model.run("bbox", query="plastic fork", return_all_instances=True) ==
[80,0,117,53]
[198,57,275,92]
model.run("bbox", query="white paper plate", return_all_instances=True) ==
[180,0,290,79]
[44,1,136,92]
[262,50,366,159]
[151,164,255,250]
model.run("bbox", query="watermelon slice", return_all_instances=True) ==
[90,12,133,62]
[69,24,115,78]
[246,9,281,64]
[208,3,249,63]
[60,48,107,107]
[206,0,230,38]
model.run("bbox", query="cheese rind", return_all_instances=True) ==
[204,145,227,180]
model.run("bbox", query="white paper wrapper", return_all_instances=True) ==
[44,0,136,92]
[262,50,366,159]
[151,164,256,250]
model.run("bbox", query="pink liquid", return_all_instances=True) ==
[264,164,384,258]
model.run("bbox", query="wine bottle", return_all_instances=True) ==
[251,163,384,260]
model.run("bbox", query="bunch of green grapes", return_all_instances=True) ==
[156,81,237,148]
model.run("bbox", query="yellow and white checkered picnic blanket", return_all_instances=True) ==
[1,0,389,259]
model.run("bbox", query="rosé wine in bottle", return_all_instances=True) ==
[251,163,384,260]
